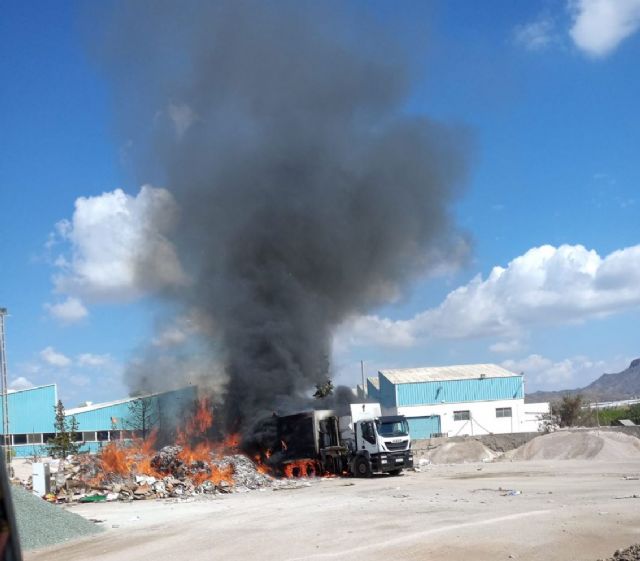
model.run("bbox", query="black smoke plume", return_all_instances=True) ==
[92,1,471,429]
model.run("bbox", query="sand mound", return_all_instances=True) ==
[423,440,498,464]
[506,430,640,461]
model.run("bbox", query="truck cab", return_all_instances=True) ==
[349,415,413,476]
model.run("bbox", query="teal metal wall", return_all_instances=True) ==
[366,379,379,401]
[378,374,397,409]
[3,385,197,457]
[72,401,138,431]
[407,415,441,439]
[396,376,523,407]
[71,386,198,431]
[13,446,47,458]
[0,385,56,434]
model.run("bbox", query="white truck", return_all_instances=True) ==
[275,403,413,477]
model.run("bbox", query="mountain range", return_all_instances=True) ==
[525,359,640,404]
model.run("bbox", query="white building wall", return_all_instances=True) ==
[397,398,548,436]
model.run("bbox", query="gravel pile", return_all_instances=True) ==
[10,484,102,551]
[505,430,640,461]
[599,544,640,561]
[418,440,498,464]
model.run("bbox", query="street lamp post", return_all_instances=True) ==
[0,308,11,470]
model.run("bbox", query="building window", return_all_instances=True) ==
[82,431,96,442]
[43,433,56,444]
[496,407,512,418]
[72,432,83,442]
[454,410,470,421]
[27,434,42,445]
[109,430,122,441]
[96,431,109,442]
[12,434,27,445]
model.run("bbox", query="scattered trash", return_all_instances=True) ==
[79,494,107,503]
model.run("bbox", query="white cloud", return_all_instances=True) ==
[569,0,640,57]
[45,297,89,324]
[335,315,416,350]
[50,186,186,303]
[76,353,110,367]
[40,346,72,367]
[501,354,626,390]
[489,339,525,354]
[9,377,35,391]
[336,243,640,348]
[69,375,91,387]
[514,17,557,51]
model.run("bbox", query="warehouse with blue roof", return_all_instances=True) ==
[368,363,549,439]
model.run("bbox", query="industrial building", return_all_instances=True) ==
[367,363,549,439]
[0,384,197,457]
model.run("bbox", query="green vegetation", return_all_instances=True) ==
[48,400,81,458]
[551,395,640,427]
[313,379,334,399]
[594,403,640,426]
[553,395,584,427]
[126,396,159,440]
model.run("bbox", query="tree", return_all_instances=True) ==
[48,400,81,458]
[554,395,584,427]
[126,396,158,440]
[313,379,334,399]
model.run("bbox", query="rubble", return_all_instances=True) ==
[23,444,309,504]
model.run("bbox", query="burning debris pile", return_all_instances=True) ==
[44,447,281,503]
[31,398,312,504]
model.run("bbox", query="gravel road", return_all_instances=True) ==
[23,459,640,561]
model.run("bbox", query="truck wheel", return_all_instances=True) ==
[389,469,402,476]
[354,457,372,478]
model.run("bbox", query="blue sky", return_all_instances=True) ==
[1,1,639,405]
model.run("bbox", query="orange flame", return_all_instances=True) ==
[283,459,317,478]
[90,396,273,490]
[96,429,162,482]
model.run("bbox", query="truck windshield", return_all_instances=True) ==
[376,419,409,437]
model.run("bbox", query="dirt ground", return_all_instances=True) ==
[25,459,640,561]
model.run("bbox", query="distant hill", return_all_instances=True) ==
[526,359,640,403]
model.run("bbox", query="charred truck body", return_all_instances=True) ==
[276,404,413,477]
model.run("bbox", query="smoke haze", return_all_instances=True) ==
[92,1,471,428]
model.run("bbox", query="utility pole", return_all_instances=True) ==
[0,308,10,471]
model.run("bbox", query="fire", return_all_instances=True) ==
[91,396,313,490]
[283,459,317,478]
[92,397,242,488]
[97,429,162,481]
[223,433,240,450]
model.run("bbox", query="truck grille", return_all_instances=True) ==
[385,441,408,451]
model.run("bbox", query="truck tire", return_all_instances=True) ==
[389,469,402,476]
[354,456,372,478]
